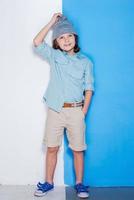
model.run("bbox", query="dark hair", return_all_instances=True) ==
[52,34,80,53]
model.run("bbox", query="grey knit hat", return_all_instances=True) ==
[52,15,77,41]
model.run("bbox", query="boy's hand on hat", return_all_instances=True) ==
[50,13,62,26]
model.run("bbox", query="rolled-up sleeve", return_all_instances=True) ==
[84,59,95,92]
[33,40,55,64]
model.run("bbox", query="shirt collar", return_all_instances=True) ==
[63,51,82,59]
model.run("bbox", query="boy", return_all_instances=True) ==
[33,13,94,198]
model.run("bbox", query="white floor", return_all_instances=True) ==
[0,185,66,200]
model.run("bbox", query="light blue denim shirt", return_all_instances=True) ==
[33,41,94,112]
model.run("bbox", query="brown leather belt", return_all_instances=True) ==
[63,101,84,108]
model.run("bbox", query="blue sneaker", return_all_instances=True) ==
[36,182,46,189]
[74,183,89,198]
[34,181,54,197]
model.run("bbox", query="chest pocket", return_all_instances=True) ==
[67,64,84,79]
[54,51,84,79]
[54,52,69,65]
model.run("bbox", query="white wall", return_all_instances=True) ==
[0,0,64,185]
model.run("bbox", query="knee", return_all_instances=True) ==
[73,150,83,156]
[47,147,59,154]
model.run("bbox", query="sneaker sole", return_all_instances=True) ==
[77,192,89,198]
[34,188,54,197]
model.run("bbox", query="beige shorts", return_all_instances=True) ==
[43,106,87,151]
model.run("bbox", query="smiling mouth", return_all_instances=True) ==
[64,44,71,47]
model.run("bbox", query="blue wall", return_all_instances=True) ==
[63,0,134,186]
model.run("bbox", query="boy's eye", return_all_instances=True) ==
[69,34,73,37]
[59,36,64,39]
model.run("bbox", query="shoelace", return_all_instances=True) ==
[37,182,45,188]
[37,182,53,191]
[75,183,89,193]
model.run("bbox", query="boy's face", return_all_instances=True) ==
[56,33,75,53]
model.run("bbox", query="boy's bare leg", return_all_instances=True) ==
[45,146,59,184]
[73,150,84,184]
